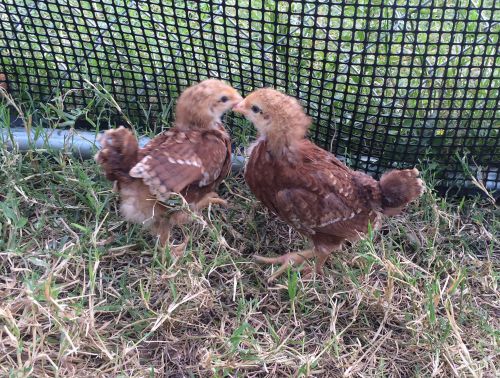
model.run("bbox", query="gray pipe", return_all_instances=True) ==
[0,127,246,172]
[1,127,498,193]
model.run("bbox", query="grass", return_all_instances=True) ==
[1,0,499,173]
[1,87,499,377]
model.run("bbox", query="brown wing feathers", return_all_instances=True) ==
[129,129,230,200]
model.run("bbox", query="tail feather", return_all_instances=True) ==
[95,126,140,184]
[379,168,424,216]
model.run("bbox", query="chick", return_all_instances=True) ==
[234,88,424,282]
[95,79,243,254]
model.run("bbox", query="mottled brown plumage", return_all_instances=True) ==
[95,79,242,253]
[234,88,424,281]
[0,73,7,91]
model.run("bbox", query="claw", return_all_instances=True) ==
[254,249,316,282]
[210,197,228,207]
[300,264,325,280]
[169,239,187,258]
[254,254,283,264]
[195,192,228,210]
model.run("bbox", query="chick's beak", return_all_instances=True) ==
[232,101,245,114]
[235,93,244,102]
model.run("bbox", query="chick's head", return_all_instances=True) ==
[233,88,311,143]
[175,79,243,129]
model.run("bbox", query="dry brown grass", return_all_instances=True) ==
[0,142,498,377]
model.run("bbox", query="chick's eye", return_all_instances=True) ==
[251,105,261,113]
[220,96,229,103]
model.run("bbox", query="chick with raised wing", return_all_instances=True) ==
[95,79,243,254]
[234,88,424,282]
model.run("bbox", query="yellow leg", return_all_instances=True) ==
[153,214,189,258]
[194,192,228,211]
[314,253,329,276]
[157,228,187,258]
[254,249,316,283]
[300,252,330,278]
[153,220,171,247]
[169,238,188,258]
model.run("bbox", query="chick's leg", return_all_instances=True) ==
[314,253,329,276]
[153,221,181,257]
[254,249,316,283]
[167,211,192,256]
[153,212,190,258]
[156,223,172,248]
[302,251,329,278]
[300,244,340,278]
[194,191,228,211]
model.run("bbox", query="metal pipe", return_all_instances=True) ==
[1,127,497,194]
[0,127,246,172]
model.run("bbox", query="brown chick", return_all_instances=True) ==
[233,88,424,282]
[95,79,243,255]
